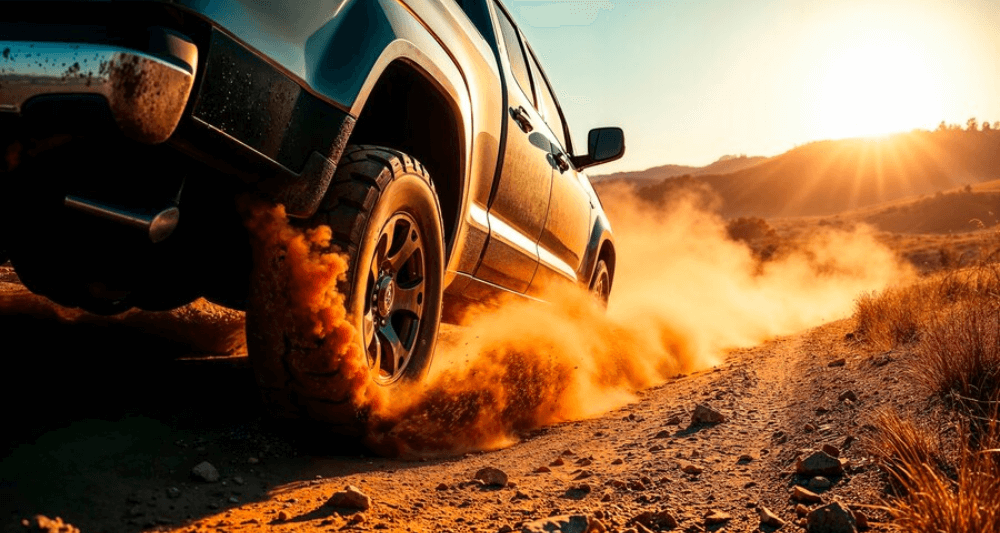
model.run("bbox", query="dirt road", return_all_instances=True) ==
[2,264,910,533]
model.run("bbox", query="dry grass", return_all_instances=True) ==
[870,412,1000,533]
[860,257,1000,531]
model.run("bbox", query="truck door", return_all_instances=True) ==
[473,1,553,293]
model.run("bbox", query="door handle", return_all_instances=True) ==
[509,106,533,133]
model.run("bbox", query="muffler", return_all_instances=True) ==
[64,195,179,243]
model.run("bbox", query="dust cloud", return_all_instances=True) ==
[244,187,913,457]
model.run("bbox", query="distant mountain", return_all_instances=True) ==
[607,130,1000,218]
[590,155,769,184]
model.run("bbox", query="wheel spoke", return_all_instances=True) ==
[391,279,424,316]
[387,231,420,273]
[378,321,408,377]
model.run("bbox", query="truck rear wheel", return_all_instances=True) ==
[245,146,445,433]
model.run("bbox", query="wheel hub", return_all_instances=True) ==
[375,274,395,317]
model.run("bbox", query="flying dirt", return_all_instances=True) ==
[242,186,914,457]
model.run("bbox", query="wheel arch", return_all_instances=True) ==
[347,55,469,265]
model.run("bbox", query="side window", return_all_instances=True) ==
[494,3,534,104]
[526,48,569,151]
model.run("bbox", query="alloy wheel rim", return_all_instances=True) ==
[362,212,426,385]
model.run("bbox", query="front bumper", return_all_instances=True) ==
[0,28,197,144]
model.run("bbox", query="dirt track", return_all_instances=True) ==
[2,261,919,533]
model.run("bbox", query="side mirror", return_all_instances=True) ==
[570,127,625,171]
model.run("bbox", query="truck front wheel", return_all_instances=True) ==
[245,146,445,433]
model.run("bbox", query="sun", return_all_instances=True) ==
[814,39,940,139]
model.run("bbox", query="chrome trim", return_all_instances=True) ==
[0,40,197,144]
[537,244,578,281]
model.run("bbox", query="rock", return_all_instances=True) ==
[327,485,372,511]
[247,457,260,464]
[520,515,604,533]
[277,510,289,521]
[166,487,182,499]
[737,454,754,463]
[704,510,731,525]
[808,476,833,491]
[795,504,811,517]
[828,358,846,368]
[796,451,846,476]
[436,483,450,491]
[821,444,841,457]
[550,457,566,467]
[611,458,624,465]
[535,466,552,473]
[476,467,509,487]
[565,484,592,499]
[690,403,726,425]
[499,525,514,533]
[653,430,672,439]
[792,486,823,504]
[665,415,682,425]
[852,510,868,529]
[630,510,678,530]
[191,461,220,482]
[838,390,858,402]
[758,506,785,528]
[30,515,81,533]
[805,423,817,432]
[575,457,593,466]
[806,501,857,533]
[682,463,704,475]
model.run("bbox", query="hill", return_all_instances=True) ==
[591,154,769,184]
[608,130,1000,218]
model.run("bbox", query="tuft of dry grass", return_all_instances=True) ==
[869,412,1000,533]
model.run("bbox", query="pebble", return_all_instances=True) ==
[758,506,785,527]
[704,510,731,525]
[796,451,846,476]
[808,476,833,491]
[475,467,509,487]
[690,403,727,425]
[327,485,372,511]
[191,461,220,483]
[792,485,823,503]
[838,390,858,402]
[828,358,846,367]
[682,463,704,475]
[806,501,858,533]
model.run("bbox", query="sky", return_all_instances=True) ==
[505,0,1000,174]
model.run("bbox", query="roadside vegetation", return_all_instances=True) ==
[852,250,1000,532]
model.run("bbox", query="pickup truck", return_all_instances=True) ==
[0,0,623,429]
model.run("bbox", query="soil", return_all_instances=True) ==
[1,261,932,533]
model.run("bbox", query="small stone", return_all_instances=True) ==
[630,510,678,530]
[277,511,289,521]
[191,461,220,483]
[690,403,726,425]
[796,451,846,476]
[247,457,260,464]
[838,390,858,402]
[327,485,371,511]
[653,430,672,439]
[520,514,598,533]
[436,483,450,490]
[233,476,245,485]
[535,466,552,473]
[611,458,624,465]
[795,504,810,517]
[828,358,846,367]
[758,506,786,528]
[349,514,366,524]
[682,463,704,475]
[166,487,182,499]
[704,510,731,525]
[792,485,823,503]
[808,476,833,491]
[737,454,754,463]
[475,467,509,487]
[852,510,869,529]
[665,415,682,425]
[565,484,592,498]
[499,525,514,533]
[575,457,593,466]
[550,457,566,467]
[806,501,857,533]
[805,423,817,432]
[822,444,841,457]
[228,496,240,503]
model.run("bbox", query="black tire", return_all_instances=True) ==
[590,258,611,306]
[246,145,445,433]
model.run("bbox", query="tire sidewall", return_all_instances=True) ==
[349,173,444,385]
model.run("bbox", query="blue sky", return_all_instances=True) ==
[506,0,1000,173]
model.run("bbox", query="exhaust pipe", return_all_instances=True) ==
[64,195,180,243]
